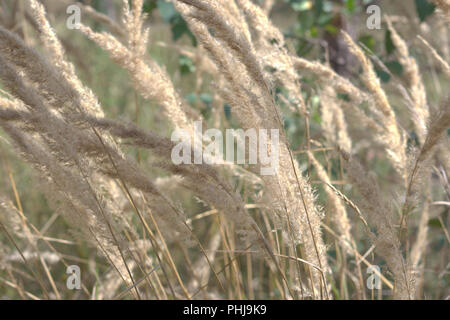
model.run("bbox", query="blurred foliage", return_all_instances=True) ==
[414,0,436,22]
[82,0,438,88]
[284,0,373,56]
[144,0,197,44]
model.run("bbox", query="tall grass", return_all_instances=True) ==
[0,0,448,300]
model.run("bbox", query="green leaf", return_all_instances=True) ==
[224,104,231,120]
[337,93,350,102]
[157,1,196,45]
[297,11,315,31]
[414,0,436,22]
[317,12,334,26]
[385,29,396,55]
[200,93,213,106]
[185,93,197,104]
[179,55,195,74]
[324,24,339,35]
[313,0,324,17]
[296,40,314,56]
[312,112,321,124]
[171,18,189,41]
[358,34,375,52]
[375,67,391,83]
[311,95,322,124]
[143,0,157,13]
[157,0,177,23]
[283,118,292,129]
[428,218,441,228]
[385,60,403,75]
[345,0,356,12]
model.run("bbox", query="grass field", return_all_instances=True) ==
[0,0,448,300]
